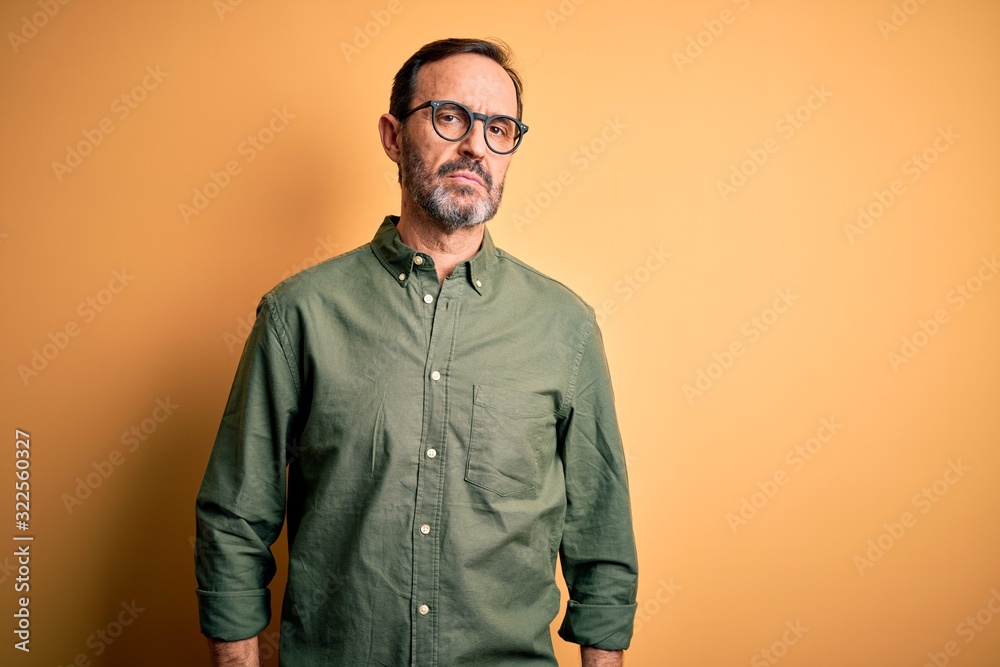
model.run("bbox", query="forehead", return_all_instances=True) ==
[414,53,517,116]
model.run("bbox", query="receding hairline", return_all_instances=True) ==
[389,37,525,123]
[409,53,520,117]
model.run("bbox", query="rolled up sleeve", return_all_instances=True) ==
[194,294,301,641]
[557,314,639,650]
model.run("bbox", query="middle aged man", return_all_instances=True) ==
[195,37,638,666]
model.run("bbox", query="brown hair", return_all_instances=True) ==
[389,37,524,123]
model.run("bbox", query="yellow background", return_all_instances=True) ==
[2,0,999,665]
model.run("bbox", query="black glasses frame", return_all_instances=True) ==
[399,100,528,155]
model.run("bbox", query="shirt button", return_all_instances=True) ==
[426,448,437,459]
[419,524,431,535]
[423,294,434,304]
[413,255,424,265]
[398,273,406,281]
[418,604,430,615]
[430,370,441,381]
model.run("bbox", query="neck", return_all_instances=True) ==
[396,197,485,285]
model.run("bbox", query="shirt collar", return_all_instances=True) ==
[370,215,498,295]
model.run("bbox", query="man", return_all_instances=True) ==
[195,38,638,666]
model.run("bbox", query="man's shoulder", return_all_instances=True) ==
[261,241,374,307]
[493,246,595,322]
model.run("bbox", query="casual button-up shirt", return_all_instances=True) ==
[195,215,638,665]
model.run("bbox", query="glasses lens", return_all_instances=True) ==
[485,116,520,153]
[433,103,471,141]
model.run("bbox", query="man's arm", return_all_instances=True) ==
[556,313,639,653]
[195,294,300,643]
[207,636,259,667]
[582,646,623,667]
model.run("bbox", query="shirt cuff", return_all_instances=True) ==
[557,600,638,650]
[196,588,271,641]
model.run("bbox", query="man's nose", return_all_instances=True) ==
[457,118,489,159]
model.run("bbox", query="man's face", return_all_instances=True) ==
[398,53,519,232]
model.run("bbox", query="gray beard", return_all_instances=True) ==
[400,137,505,233]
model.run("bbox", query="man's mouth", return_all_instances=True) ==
[446,171,485,188]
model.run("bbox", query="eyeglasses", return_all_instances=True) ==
[399,100,528,155]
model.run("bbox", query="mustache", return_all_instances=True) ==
[437,158,493,190]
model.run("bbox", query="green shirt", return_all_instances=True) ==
[195,215,638,665]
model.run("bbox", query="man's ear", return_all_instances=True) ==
[378,113,402,164]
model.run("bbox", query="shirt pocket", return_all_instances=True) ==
[465,384,555,497]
